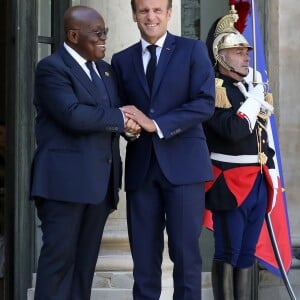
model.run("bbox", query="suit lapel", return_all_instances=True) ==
[95,61,113,106]
[60,47,98,101]
[152,33,176,98]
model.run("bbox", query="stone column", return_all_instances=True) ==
[78,1,181,298]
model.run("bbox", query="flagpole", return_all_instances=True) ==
[251,0,257,84]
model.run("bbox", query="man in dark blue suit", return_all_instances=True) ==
[112,0,215,299]
[30,5,140,300]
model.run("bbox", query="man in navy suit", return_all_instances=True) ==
[112,0,215,299]
[30,5,140,300]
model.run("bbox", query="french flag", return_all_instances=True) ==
[240,0,293,277]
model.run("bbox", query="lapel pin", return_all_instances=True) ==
[166,47,171,51]
[105,71,110,77]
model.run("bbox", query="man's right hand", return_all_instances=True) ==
[125,117,141,136]
[121,105,157,133]
[247,82,273,112]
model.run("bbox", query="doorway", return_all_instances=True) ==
[0,0,70,299]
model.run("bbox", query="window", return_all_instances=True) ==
[37,0,70,60]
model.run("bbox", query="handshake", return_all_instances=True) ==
[121,105,157,137]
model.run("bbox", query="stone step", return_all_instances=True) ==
[27,268,300,300]
[27,288,176,300]
[259,268,300,299]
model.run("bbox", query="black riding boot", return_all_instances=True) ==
[211,260,234,300]
[234,266,253,300]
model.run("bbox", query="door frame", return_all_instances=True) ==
[5,1,70,299]
[5,0,37,298]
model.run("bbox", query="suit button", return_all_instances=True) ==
[149,108,155,114]
[108,159,112,164]
[107,126,118,132]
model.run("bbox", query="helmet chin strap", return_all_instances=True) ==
[217,55,248,78]
[230,67,248,78]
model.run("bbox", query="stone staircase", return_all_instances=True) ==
[27,265,300,300]
[258,267,300,299]
[27,225,300,299]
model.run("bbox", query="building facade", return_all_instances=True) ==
[0,0,299,299]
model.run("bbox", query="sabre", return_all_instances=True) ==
[265,213,297,300]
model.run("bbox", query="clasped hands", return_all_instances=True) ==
[121,105,157,137]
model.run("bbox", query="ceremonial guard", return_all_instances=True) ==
[204,4,278,299]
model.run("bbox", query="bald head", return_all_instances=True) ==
[64,5,104,38]
[63,5,107,61]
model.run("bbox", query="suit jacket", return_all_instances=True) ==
[30,46,125,208]
[112,33,215,191]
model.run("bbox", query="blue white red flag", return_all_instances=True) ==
[241,0,293,277]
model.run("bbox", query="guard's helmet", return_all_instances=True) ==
[211,12,252,71]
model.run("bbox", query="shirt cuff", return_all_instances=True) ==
[153,120,164,139]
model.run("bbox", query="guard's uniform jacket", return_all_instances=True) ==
[204,73,275,212]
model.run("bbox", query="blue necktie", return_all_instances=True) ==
[86,61,109,106]
[146,45,157,91]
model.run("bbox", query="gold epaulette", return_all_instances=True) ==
[215,78,232,108]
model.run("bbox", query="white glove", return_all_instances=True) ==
[237,98,261,131]
[236,82,274,131]
[248,82,274,112]
[237,82,274,112]
[236,82,261,131]
[268,168,278,212]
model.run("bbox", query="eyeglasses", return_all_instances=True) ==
[69,28,109,38]
[88,28,109,38]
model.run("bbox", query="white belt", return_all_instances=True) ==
[210,153,259,164]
